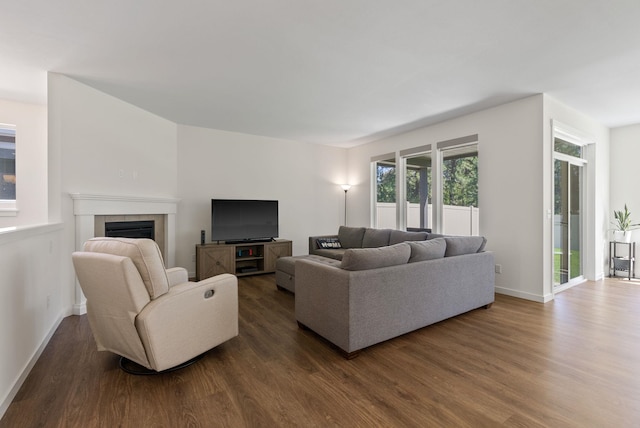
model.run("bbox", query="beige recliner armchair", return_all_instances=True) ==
[72,237,238,373]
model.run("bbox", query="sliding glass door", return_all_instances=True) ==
[553,138,585,287]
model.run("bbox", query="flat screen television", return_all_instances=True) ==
[211,199,279,243]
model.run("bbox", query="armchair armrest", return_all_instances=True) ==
[166,267,188,287]
[135,273,238,371]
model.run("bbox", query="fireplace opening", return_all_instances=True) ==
[105,220,155,240]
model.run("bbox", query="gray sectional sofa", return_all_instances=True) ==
[290,226,495,358]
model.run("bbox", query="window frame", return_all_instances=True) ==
[0,124,17,216]
[371,153,397,229]
[437,137,479,235]
[400,145,432,232]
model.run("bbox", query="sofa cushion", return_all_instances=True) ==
[444,236,487,256]
[408,238,446,262]
[340,242,411,271]
[426,232,446,240]
[362,228,391,248]
[389,230,428,245]
[276,255,342,293]
[338,226,366,249]
[311,248,346,261]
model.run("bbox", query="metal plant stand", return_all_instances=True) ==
[609,241,636,280]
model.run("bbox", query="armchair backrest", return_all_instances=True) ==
[72,249,153,367]
[83,237,169,299]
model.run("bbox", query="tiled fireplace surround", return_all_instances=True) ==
[71,193,179,315]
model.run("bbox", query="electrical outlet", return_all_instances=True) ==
[495,264,502,274]
[46,295,51,309]
[192,254,196,262]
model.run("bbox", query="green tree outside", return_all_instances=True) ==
[377,155,477,207]
[376,164,396,203]
[443,156,478,207]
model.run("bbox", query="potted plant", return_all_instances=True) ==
[612,204,639,243]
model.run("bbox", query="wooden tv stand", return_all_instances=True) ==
[196,239,292,280]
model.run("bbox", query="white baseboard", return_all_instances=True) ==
[0,313,64,419]
[73,302,86,315]
[495,286,549,303]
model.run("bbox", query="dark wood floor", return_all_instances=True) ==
[3,275,640,427]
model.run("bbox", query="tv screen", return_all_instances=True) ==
[211,199,279,243]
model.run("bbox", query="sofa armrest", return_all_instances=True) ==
[308,234,339,253]
[295,260,352,350]
[136,273,238,371]
[166,267,189,287]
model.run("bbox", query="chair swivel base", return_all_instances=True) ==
[118,353,204,375]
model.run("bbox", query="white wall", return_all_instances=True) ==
[0,99,48,228]
[50,74,178,198]
[0,96,60,418]
[611,123,640,257]
[47,73,180,310]
[176,125,347,274]
[0,224,63,418]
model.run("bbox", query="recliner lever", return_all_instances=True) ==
[204,289,215,299]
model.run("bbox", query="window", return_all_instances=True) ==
[439,142,479,235]
[554,138,582,157]
[372,134,479,235]
[0,125,16,203]
[373,154,397,229]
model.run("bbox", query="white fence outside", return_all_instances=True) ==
[553,214,580,249]
[376,203,480,236]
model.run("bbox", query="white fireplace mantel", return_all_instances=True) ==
[70,193,180,315]
[70,193,180,216]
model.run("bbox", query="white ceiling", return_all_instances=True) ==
[2,0,640,147]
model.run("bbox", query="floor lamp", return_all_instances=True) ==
[341,184,351,225]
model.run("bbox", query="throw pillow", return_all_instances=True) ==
[408,238,446,262]
[340,242,411,271]
[389,230,428,245]
[316,237,342,249]
[362,228,392,248]
[338,226,366,248]
[444,236,487,257]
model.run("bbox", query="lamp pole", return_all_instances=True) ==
[341,184,351,225]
